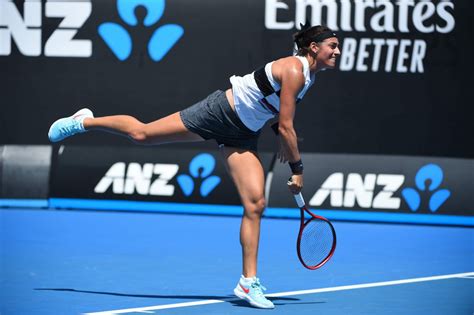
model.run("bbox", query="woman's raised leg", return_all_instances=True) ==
[48,105,205,144]
[84,112,204,145]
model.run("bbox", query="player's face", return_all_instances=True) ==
[316,38,340,69]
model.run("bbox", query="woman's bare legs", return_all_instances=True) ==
[83,112,204,145]
[220,146,266,278]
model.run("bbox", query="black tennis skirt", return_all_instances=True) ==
[180,90,261,151]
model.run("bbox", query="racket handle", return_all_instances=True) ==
[288,177,306,207]
[293,193,305,208]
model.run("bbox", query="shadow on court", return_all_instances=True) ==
[34,288,324,307]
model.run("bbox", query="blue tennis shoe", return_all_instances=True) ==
[48,108,94,142]
[234,276,275,309]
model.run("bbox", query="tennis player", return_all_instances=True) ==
[48,24,340,309]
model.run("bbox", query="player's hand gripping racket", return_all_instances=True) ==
[291,189,337,270]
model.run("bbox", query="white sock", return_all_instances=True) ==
[240,275,256,285]
[72,110,93,132]
[77,119,86,132]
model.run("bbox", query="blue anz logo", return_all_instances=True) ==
[402,164,451,212]
[98,0,184,61]
[177,154,221,198]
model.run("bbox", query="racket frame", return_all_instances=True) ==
[294,193,337,270]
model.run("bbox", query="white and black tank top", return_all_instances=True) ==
[229,56,316,132]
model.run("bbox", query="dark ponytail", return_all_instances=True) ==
[293,23,337,56]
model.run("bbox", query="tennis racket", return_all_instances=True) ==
[291,191,337,270]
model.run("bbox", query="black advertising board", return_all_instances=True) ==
[50,145,273,206]
[50,145,241,204]
[1,0,472,158]
[48,145,472,225]
[268,153,473,219]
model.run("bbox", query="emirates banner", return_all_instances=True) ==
[0,0,471,157]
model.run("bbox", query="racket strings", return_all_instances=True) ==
[300,219,334,267]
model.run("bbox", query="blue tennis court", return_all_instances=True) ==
[2,0,472,314]
[1,207,472,314]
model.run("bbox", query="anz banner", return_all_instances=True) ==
[50,146,243,205]
[269,153,473,224]
[0,0,183,60]
[48,145,472,225]
[0,0,471,158]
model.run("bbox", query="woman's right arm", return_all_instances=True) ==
[277,58,306,194]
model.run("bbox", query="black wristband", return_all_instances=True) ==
[289,159,303,175]
[270,122,279,135]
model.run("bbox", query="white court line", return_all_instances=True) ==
[83,271,474,315]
